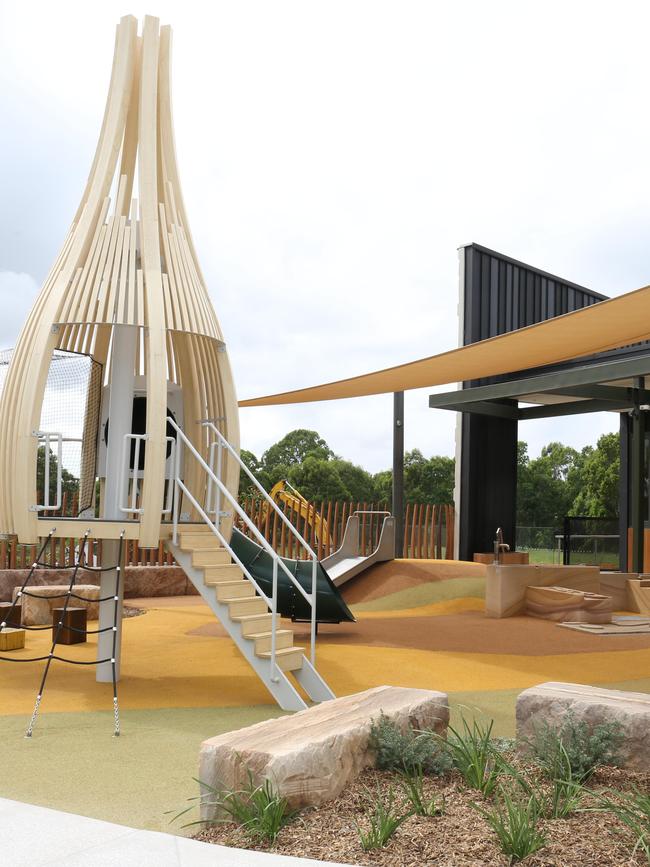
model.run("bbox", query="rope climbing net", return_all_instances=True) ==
[0,530,124,738]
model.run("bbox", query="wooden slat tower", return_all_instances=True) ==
[0,16,336,710]
[0,15,239,549]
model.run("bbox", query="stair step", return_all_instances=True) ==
[215,580,256,602]
[203,564,242,584]
[180,535,223,551]
[247,629,294,654]
[192,548,232,568]
[179,525,220,543]
[258,646,304,672]
[227,597,268,618]
[233,612,276,636]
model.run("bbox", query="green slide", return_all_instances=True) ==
[230,528,356,624]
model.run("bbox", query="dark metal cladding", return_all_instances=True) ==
[457,243,606,562]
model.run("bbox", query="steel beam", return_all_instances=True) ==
[519,398,632,420]
[429,352,650,410]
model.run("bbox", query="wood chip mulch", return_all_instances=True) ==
[194,763,650,866]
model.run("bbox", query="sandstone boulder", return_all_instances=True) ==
[199,685,449,818]
[516,681,650,771]
[13,584,101,625]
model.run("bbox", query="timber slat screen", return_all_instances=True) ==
[0,498,454,568]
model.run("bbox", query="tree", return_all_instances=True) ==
[517,436,620,527]
[262,430,334,471]
[571,433,619,517]
[330,459,377,502]
[287,456,348,501]
[373,469,392,505]
[517,441,578,527]
[36,445,78,504]
[403,449,454,504]
[244,428,455,505]
[238,449,270,497]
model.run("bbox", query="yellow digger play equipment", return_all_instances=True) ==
[264,480,331,548]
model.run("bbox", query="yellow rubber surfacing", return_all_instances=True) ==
[2,600,650,716]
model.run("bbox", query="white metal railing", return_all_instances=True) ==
[32,431,83,512]
[167,416,319,674]
[119,433,176,516]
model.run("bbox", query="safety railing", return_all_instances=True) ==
[167,416,318,675]
[32,431,65,512]
[119,433,176,516]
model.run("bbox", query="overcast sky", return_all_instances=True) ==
[3,0,650,472]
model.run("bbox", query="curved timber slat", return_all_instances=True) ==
[0,15,239,545]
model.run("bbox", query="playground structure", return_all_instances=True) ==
[322,511,395,586]
[0,14,337,717]
[265,481,331,548]
[5,12,650,736]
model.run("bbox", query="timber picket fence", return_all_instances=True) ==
[233,498,454,561]
[0,493,455,568]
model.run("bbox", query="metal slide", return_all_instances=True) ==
[322,511,396,587]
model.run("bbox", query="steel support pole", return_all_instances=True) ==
[392,392,404,558]
[97,325,137,681]
[631,377,645,574]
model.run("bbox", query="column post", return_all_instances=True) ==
[631,376,645,574]
[392,391,404,558]
[97,324,136,681]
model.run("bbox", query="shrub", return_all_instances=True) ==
[443,716,505,796]
[398,764,445,817]
[355,785,410,851]
[169,770,296,843]
[525,710,623,782]
[508,743,584,819]
[217,774,296,843]
[368,713,452,775]
[475,787,546,863]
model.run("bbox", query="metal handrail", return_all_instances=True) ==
[202,421,319,560]
[119,434,176,516]
[33,431,63,512]
[353,510,392,516]
[167,416,317,670]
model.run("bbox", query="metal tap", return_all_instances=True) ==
[493,527,510,564]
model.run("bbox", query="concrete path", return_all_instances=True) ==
[0,798,350,866]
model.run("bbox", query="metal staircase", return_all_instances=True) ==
[164,417,335,712]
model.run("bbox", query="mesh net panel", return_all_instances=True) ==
[0,348,102,516]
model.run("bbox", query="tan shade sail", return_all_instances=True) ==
[239,281,650,407]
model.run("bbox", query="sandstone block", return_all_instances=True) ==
[0,566,197,604]
[13,584,101,625]
[0,568,99,603]
[628,577,650,615]
[600,572,637,611]
[123,566,196,598]
[516,681,650,771]
[199,685,449,818]
[485,564,600,618]
[525,585,612,623]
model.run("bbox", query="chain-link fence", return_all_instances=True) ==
[516,526,561,564]
[517,518,620,569]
